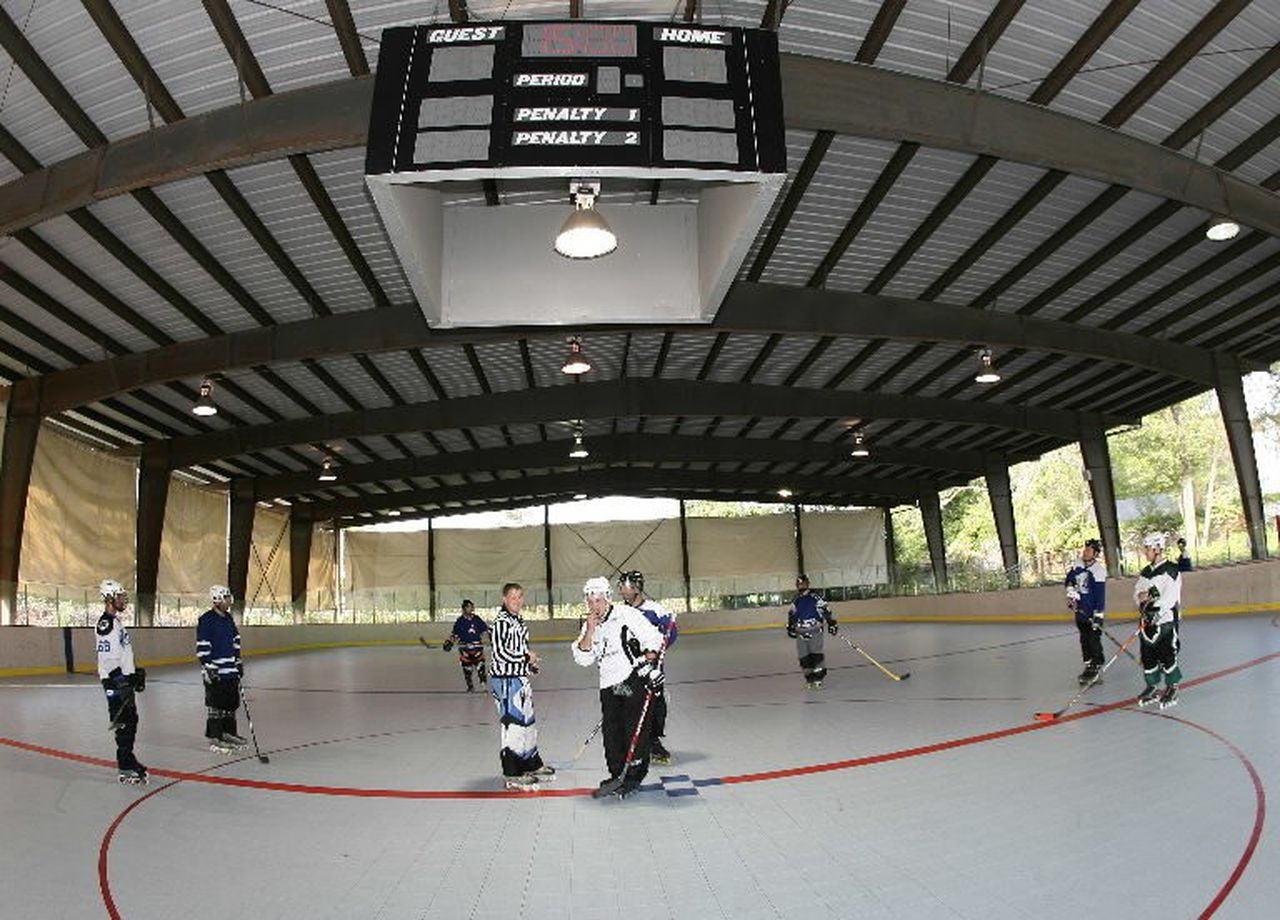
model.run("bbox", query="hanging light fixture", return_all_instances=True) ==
[974,348,1001,384]
[777,488,793,498]
[850,432,870,457]
[1205,215,1239,241]
[568,432,590,460]
[561,337,592,376]
[554,181,617,259]
[191,378,218,417]
[385,509,402,517]
[317,458,338,482]
[573,493,588,501]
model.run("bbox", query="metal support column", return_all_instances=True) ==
[289,512,313,623]
[792,502,805,576]
[0,381,40,626]
[1078,417,1122,575]
[427,517,436,620]
[134,445,171,626]
[919,490,948,592]
[1215,355,1269,559]
[543,504,554,618]
[227,480,255,618]
[984,458,1020,586]
[679,499,692,613]
[883,506,897,588]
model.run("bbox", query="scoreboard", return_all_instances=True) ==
[365,21,786,177]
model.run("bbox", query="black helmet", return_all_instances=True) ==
[618,570,644,593]
[1083,538,1102,553]
[461,598,475,611]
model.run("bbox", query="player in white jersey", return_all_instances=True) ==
[573,577,665,798]
[1134,533,1183,709]
[96,580,147,783]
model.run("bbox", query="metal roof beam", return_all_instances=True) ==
[249,433,1003,501]
[298,466,937,520]
[4,55,1278,238]
[21,284,1249,416]
[142,378,1132,470]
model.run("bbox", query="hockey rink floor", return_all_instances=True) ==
[3,617,1280,920]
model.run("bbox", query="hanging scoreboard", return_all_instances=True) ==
[365,20,786,177]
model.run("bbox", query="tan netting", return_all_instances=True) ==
[20,426,136,591]
[158,479,228,598]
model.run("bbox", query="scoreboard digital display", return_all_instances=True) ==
[365,20,785,176]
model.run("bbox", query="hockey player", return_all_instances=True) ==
[1176,537,1194,573]
[1065,538,1108,685]
[196,585,247,754]
[573,576,665,799]
[444,599,490,692]
[489,582,553,789]
[1134,533,1184,709]
[617,570,676,764]
[96,580,147,784]
[787,574,838,688]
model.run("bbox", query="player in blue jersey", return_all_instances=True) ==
[617,571,676,764]
[1064,538,1108,685]
[444,599,490,692]
[787,574,837,689]
[196,585,247,754]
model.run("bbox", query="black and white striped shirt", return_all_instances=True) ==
[489,608,531,677]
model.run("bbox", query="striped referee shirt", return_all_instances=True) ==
[489,608,531,677]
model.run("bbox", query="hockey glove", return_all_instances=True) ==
[107,669,134,704]
[202,666,219,685]
[443,639,454,653]
[786,625,798,639]
[635,660,665,692]
[827,621,839,636]
[1139,600,1158,628]
[129,667,147,693]
[1090,616,1104,633]
[236,662,244,678]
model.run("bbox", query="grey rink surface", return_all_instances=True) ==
[2,617,1279,920]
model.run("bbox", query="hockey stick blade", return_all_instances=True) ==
[1033,711,1061,722]
[417,636,435,649]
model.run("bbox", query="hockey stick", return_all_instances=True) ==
[595,610,679,798]
[1101,625,1139,662]
[106,692,137,734]
[238,683,270,764]
[418,636,438,650]
[573,719,603,762]
[1033,625,1141,722]
[840,634,910,681]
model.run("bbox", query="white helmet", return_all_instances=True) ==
[209,584,235,605]
[583,576,612,599]
[1142,532,1166,550]
[99,579,126,600]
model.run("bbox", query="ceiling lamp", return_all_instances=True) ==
[568,433,590,460]
[385,509,402,517]
[1205,215,1239,242]
[777,488,793,498]
[317,458,338,482]
[974,348,1002,384]
[554,181,616,259]
[191,378,218,417]
[573,493,588,500]
[561,337,592,376]
[850,433,870,458]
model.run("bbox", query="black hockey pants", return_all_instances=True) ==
[600,673,654,785]
[105,690,140,770]
[1075,616,1104,667]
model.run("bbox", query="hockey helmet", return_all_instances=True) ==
[99,579,126,600]
[1141,532,1166,551]
[582,576,612,599]
[618,570,644,593]
[1083,538,1102,553]
[209,584,235,605]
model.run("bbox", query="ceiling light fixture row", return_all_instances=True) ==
[191,378,218,417]
[561,337,592,375]
[974,348,1002,384]
[555,181,617,259]
[1205,214,1240,241]
[317,458,339,482]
